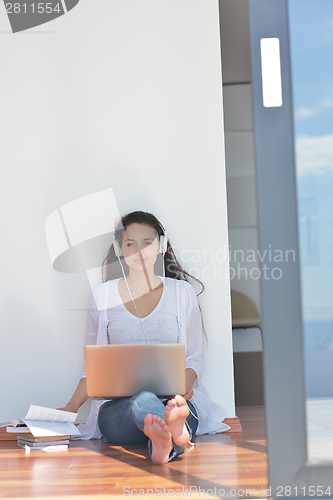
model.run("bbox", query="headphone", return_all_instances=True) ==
[113,227,168,257]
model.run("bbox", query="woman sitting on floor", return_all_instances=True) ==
[59,211,229,463]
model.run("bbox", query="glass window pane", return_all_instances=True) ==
[288,0,333,461]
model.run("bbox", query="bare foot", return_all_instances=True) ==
[143,413,173,464]
[164,395,190,447]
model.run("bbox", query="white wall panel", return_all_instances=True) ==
[225,131,256,178]
[229,227,261,280]
[0,0,235,422]
[226,175,258,227]
[229,226,262,319]
[223,84,254,131]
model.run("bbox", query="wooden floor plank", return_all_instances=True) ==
[0,406,267,498]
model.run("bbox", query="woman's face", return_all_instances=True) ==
[121,223,160,271]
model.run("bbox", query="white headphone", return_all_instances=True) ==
[113,227,168,257]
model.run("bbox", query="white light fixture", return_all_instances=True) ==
[260,37,283,107]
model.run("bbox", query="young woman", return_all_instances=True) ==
[60,211,229,464]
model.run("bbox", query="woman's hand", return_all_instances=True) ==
[184,386,194,400]
[57,379,88,414]
[184,368,197,400]
[57,403,78,413]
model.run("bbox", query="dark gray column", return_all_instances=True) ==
[248,0,333,497]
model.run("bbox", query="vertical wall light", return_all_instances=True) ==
[260,37,283,107]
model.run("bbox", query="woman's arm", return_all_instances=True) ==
[58,378,88,413]
[185,368,197,400]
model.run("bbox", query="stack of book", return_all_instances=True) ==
[17,432,70,451]
[1,404,80,451]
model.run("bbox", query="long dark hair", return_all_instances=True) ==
[102,211,205,296]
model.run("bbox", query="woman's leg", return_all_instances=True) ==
[144,397,198,462]
[185,399,199,437]
[98,391,198,464]
[143,414,173,464]
[98,390,166,444]
[164,395,190,446]
[137,395,198,458]
[162,397,199,459]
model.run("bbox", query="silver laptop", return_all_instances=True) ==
[84,344,186,398]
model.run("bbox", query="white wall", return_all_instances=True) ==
[0,0,235,423]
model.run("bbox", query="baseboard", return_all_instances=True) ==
[223,416,242,433]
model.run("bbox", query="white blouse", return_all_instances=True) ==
[74,278,230,439]
[106,278,179,345]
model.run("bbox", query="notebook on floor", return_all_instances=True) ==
[84,344,186,399]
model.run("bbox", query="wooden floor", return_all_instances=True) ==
[0,407,267,499]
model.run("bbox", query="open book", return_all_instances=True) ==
[0,405,81,437]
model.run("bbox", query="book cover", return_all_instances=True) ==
[17,433,71,443]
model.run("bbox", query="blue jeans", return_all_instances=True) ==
[98,391,199,461]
